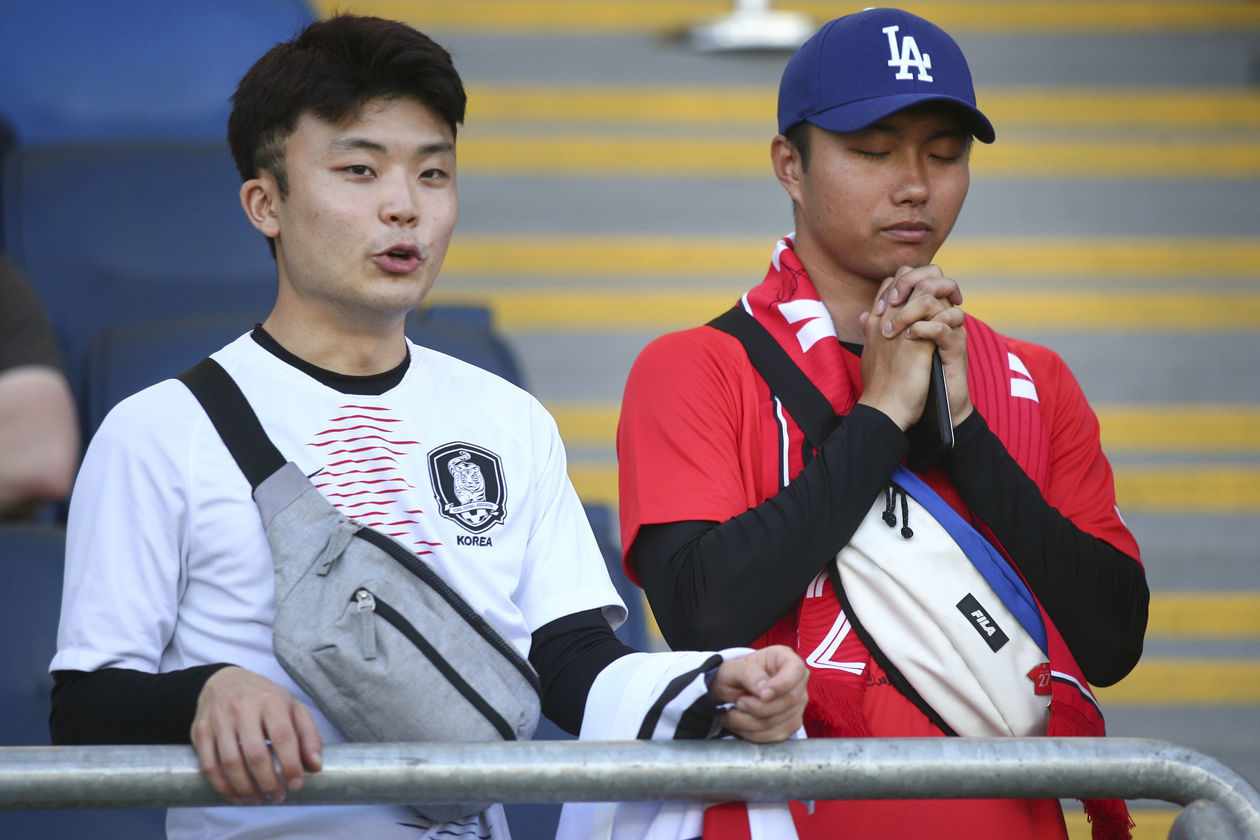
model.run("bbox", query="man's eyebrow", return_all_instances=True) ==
[329,136,387,154]
[416,140,454,157]
[328,137,454,157]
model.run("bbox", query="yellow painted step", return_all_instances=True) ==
[314,1,1260,33]
[442,236,1260,280]
[1097,659,1260,705]
[463,85,1260,129]
[1099,406,1260,454]
[431,288,1260,332]
[1114,466,1260,513]
[457,134,1260,179]
[1146,592,1260,639]
[549,403,619,446]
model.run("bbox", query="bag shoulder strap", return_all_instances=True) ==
[708,306,839,448]
[709,307,959,734]
[177,357,286,490]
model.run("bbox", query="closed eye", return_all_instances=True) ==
[929,135,970,164]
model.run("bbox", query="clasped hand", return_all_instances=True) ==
[856,264,973,430]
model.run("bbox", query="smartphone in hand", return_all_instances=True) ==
[906,349,954,472]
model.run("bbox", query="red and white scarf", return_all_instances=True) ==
[705,237,1131,840]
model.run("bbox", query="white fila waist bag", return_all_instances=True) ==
[832,466,1050,737]
[178,358,541,822]
[706,305,1050,738]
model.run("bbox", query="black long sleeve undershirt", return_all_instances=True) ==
[633,409,1147,688]
[942,412,1148,686]
[50,663,231,745]
[634,404,907,652]
[528,608,636,734]
[50,609,633,745]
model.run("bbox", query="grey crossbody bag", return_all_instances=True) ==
[178,357,541,821]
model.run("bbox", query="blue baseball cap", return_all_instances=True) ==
[777,7,995,143]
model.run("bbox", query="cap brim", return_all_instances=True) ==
[805,93,996,143]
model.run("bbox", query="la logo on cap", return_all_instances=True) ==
[883,25,932,81]
[774,8,996,142]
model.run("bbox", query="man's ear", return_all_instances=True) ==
[240,173,281,239]
[770,134,804,207]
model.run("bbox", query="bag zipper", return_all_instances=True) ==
[354,588,378,660]
[352,527,541,695]
[350,586,517,741]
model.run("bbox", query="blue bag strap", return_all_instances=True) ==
[891,465,1048,654]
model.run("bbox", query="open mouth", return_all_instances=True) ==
[373,245,422,273]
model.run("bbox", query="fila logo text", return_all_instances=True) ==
[882,25,933,81]
[956,593,1010,652]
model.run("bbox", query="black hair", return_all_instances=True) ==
[783,121,812,172]
[228,14,465,197]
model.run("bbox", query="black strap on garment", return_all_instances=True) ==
[176,357,286,490]
[707,306,838,449]
[707,305,955,736]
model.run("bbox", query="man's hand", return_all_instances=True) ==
[856,273,943,429]
[190,666,323,805]
[870,264,963,326]
[710,645,809,743]
[858,266,973,428]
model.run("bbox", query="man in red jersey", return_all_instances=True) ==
[617,7,1148,839]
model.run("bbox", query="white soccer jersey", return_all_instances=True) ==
[53,334,626,839]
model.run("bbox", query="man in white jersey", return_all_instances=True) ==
[49,15,808,839]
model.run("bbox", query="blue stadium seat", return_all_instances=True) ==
[5,132,528,432]
[0,524,69,747]
[0,1,314,285]
[0,0,316,405]
[0,1,315,147]
[2,141,279,405]
[0,522,165,837]
[84,313,264,442]
[407,304,527,391]
[83,305,526,443]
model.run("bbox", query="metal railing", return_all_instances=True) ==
[1,738,1257,838]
